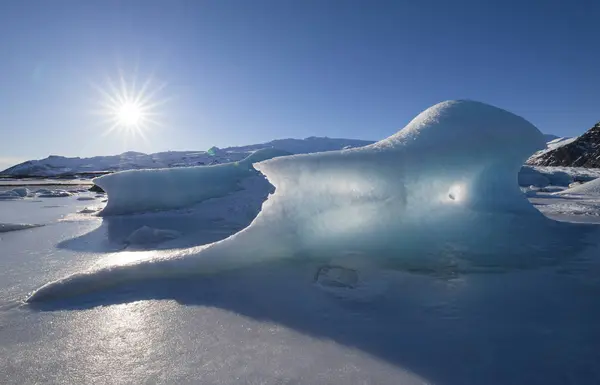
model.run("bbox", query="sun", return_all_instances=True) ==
[92,71,168,138]
[117,101,143,127]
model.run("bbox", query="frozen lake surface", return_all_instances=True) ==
[1,188,600,384]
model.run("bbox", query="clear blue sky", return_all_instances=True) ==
[1,0,600,168]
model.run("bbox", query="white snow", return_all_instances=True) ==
[2,137,373,176]
[29,100,576,303]
[546,136,576,149]
[95,148,290,216]
[526,135,576,164]
[557,177,600,196]
[531,165,600,184]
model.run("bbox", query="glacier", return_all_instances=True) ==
[26,100,594,303]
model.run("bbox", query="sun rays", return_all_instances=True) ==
[91,70,169,142]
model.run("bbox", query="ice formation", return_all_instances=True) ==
[0,223,43,233]
[76,196,96,201]
[0,191,22,200]
[95,148,290,216]
[35,189,72,198]
[29,100,590,303]
[518,167,550,188]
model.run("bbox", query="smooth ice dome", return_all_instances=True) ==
[29,100,574,303]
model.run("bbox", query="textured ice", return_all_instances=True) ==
[518,167,550,187]
[29,100,591,303]
[126,226,181,246]
[95,148,290,216]
[558,177,600,196]
[11,187,31,197]
[35,189,72,198]
[0,190,22,200]
[0,223,44,233]
[76,196,96,201]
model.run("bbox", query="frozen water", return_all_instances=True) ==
[0,190,22,200]
[11,187,30,197]
[29,100,594,304]
[0,223,43,233]
[558,177,600,196]
[126,226,181,246]
[76,196,96,201]
[518,166,549,187]
[95,148,290,216]
[35,188,72,198]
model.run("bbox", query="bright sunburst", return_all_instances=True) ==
[92,71,168,139]
[117,101,143,127]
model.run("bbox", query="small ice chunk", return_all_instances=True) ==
[76,196,96,201]
[0,223,44,233]
[79,207,99,214]
[36,189,72,198]
[0,191,21,200]
[11,187,30,197]
[126,226,181,245]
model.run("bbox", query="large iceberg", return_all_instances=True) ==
[95,148,290,216]
[28,100,591,303]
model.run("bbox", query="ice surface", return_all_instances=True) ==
[95,148,290,216]
[76,196,96,201]
[0,223,44,232]
[529,166,600,185]
[35,188,72,198]
[518,167,549,187]
[11,187,30,197]
[558,177,600,196]
[30,100,596,304]
[0,190,22,200]
[126,226,181,246]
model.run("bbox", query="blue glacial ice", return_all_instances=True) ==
[26,100,593,303]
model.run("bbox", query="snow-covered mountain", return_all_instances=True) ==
[526,136,576,165]
[527,122,600,167]
[1,137,374,177]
